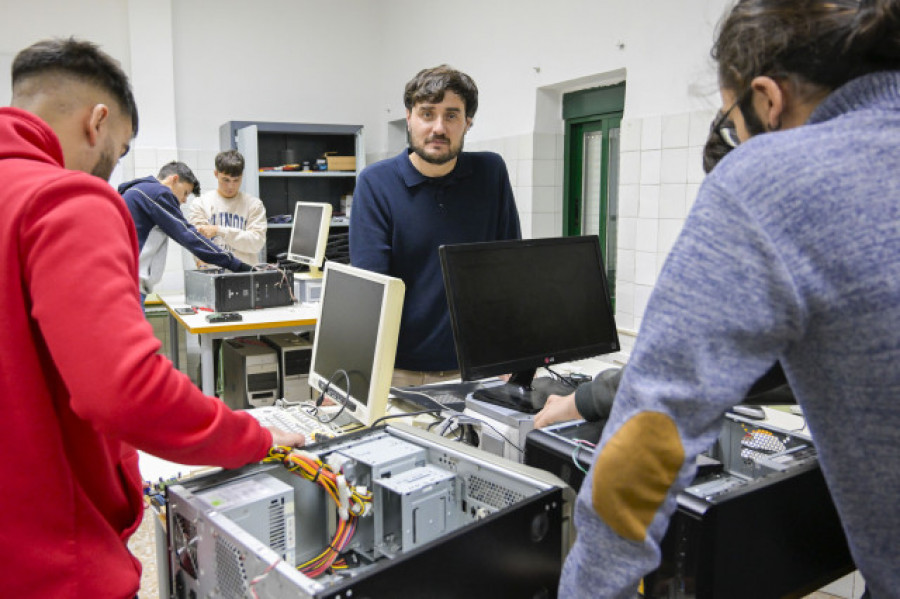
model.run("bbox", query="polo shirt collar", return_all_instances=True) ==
[396,149,474,188]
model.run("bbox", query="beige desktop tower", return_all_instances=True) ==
[262,333,313,401]
[221,338,279,409]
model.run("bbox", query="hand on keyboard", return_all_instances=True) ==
[268,427,306,449]
[246,405,344,444]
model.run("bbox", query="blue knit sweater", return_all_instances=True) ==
[349,150,521,371]
[561,70,900,598]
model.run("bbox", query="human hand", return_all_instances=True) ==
[267,427,306,449]
[197,224,218,238]
[533,392,580,429]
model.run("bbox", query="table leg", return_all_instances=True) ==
[200,334,215,397]
[168,313,180,370]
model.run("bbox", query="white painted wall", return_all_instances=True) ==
[372,0,729,146]
[0,0,134,186]
[170,0,383,154]
[0,0,728,329]
[1,0,728,147]
[127,0,178,150]
[0,1,131,63]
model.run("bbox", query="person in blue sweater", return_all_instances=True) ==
[560,1,900,597]
[119,161,252,303]
[350,65,521,386]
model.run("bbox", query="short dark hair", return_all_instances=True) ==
[12,37,139,136]
[403,65,479,119]
[712,0,900,95]
[158,161,200,196]
[214,150,245,177]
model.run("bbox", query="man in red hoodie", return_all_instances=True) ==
[0,38,305,598]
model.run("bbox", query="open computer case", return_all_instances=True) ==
[164,424,575,598]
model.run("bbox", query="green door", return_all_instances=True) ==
[562,83,624,308]
[564,114,622,308]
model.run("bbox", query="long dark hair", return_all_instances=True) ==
[712,0,900,95]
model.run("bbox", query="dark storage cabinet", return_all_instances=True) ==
[220,121,363,263]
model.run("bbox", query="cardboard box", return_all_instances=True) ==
[325,153,356,171]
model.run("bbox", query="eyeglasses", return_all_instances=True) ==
[713,87,753,148]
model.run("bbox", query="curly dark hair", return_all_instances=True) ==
[712,0,900,95]
[403,65,479,119]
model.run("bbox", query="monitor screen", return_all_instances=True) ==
[308,263,404,426]
[286,202,332,269]
[440,235,619,411]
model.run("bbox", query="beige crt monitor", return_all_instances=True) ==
[307,263,404,426]
[287,201,332,278]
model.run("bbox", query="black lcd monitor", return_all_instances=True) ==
[440,235,619,413]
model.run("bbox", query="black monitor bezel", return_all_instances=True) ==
[440,235,620,383]
[286,201,332,268]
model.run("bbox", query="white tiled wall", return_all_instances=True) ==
[465,131,566,242]
[613,108,715,333]
[458,109,716,337]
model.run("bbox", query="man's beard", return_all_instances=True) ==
[91,147,117,181]
[409,133,464,166]
[739,95,769,138]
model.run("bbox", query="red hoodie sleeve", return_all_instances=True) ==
[22,172,272,467]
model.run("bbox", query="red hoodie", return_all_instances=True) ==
[0,107,272,597]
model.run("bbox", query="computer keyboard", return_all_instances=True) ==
[245,405,344,441]
[390,381,485,411]
[427,392,469,407]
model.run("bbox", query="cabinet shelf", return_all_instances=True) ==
[258,171,357,178]
[221,120,363,264]
[267,218,349,230]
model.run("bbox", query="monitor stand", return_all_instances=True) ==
[471,369,542,414]
[295,268,324,303]
[297,265,323,279]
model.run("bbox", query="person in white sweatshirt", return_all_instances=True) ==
[189,149,266,266]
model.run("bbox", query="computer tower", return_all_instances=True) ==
[463,392,536,463]
[221,337,279,409]
[261,333,313,401]
[165,424,575,599]
[294,276,323,303]
[184,268,294,312]
[524,414,854,599]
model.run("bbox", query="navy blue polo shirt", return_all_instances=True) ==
[349,150,521,371]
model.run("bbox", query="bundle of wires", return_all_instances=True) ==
[571,439,596,474]
[265,446,373,578]
[251,263,296,302]
[300,517,356,577]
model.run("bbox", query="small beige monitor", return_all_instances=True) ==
[307,263,404,426]
[286,201,332,277]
